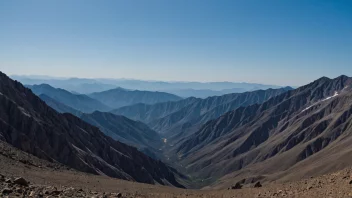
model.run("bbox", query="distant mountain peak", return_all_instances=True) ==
[89,87,182,109]
[28,83,111,113]
[315,76,331,82]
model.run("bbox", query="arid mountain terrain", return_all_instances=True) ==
[2,71,352,198]
[2,0,350,196]
[2,140,352,198]
[172,75,352,188]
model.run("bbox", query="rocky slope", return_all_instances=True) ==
[0,72,183,187]
[89,87,182,109]
[28,84,111,113]
[174,75,352,188]
[2,139,352,198]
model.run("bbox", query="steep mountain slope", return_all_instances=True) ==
[28,84,111,113]
[89,88,182,109]
[79,111,163,152]
[0,72,183,187]
[37,95,163,156]
[113,87,292,138]
[174,76,352,188]
[39,94,82,117]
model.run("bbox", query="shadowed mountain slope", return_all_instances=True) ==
[28,84,111,113]
[89,88,182,109]
[173,75,352,188]
[38,95,163,156]
[0,72,183,187]
[79,111,163,152]
[39,94,82,117]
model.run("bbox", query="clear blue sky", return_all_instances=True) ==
[0,0,351,86]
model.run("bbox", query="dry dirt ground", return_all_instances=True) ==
[1,141,352,198]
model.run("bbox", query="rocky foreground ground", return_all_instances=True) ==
[2,140,352,198]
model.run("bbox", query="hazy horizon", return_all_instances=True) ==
[9,73,351,87]
[1,0,352,86]
[10,73,286,85]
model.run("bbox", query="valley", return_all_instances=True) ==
[2,1,351,196]
[2,72,352,197]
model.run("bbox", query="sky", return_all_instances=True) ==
[0,0,351,86]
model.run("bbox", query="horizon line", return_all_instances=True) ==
[9,73,287,86]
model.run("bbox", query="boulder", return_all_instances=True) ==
[14,177,28,186]
[2,188,13,195]
[254,181,262,188]
[231,182,242,189]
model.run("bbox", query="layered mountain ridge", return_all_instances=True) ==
[28,84,111,113]
[13,75,282,97]
[0,72,183,187]
[113,87,292,141]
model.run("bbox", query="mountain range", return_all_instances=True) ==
[0,72,183,187]
[89,87,182,109]
[161,87,283,98]
[112,87,293,142]
[28,84,184,111]
[4,71,352,193]
[27,84,111,113]
[12,75,283,97]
